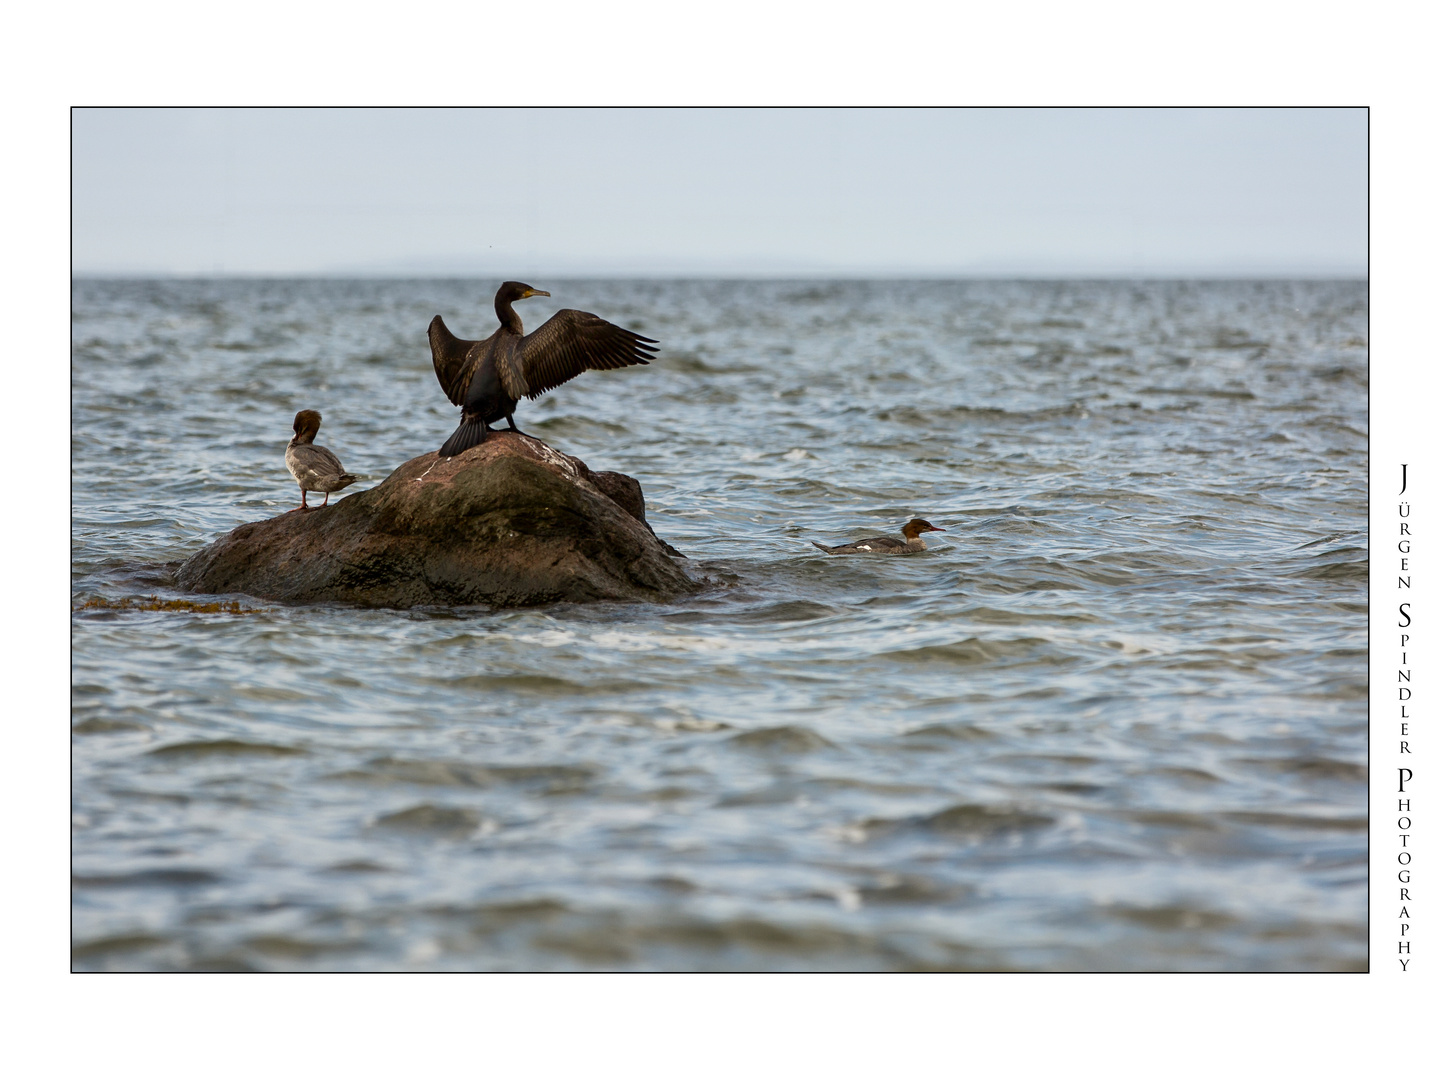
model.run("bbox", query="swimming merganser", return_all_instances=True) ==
[811,519,946,555]
[285,410,358,512]
[428,281,658,457]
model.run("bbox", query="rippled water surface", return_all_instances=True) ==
[72,278,1368,971]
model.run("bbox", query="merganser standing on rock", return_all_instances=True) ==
[285,410,358,512]
[811,519,946,555]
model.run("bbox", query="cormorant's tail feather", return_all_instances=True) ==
[811,542,834,554]
[438,417,487,458]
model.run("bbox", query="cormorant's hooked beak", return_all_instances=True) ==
[522,288,550,299]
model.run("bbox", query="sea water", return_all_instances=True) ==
[72,278,1367,970]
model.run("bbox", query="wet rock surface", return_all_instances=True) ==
[176,432,695,608]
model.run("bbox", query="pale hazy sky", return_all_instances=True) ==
[72,107,1366,277]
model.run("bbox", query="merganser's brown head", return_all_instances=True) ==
[291,409,322,444]
[902,519,946,540]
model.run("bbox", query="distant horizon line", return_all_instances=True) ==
[72,268,1369,282]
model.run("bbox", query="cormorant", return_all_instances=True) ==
[285,410,358,511]
[811,519,947,554]
[428,281,658,457]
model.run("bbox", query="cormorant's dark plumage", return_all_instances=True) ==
[429,281,658,456]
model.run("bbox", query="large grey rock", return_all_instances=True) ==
[176,432,696,608]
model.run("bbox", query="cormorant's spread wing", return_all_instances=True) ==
[428,315,484,406]
[516,309,658,401]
